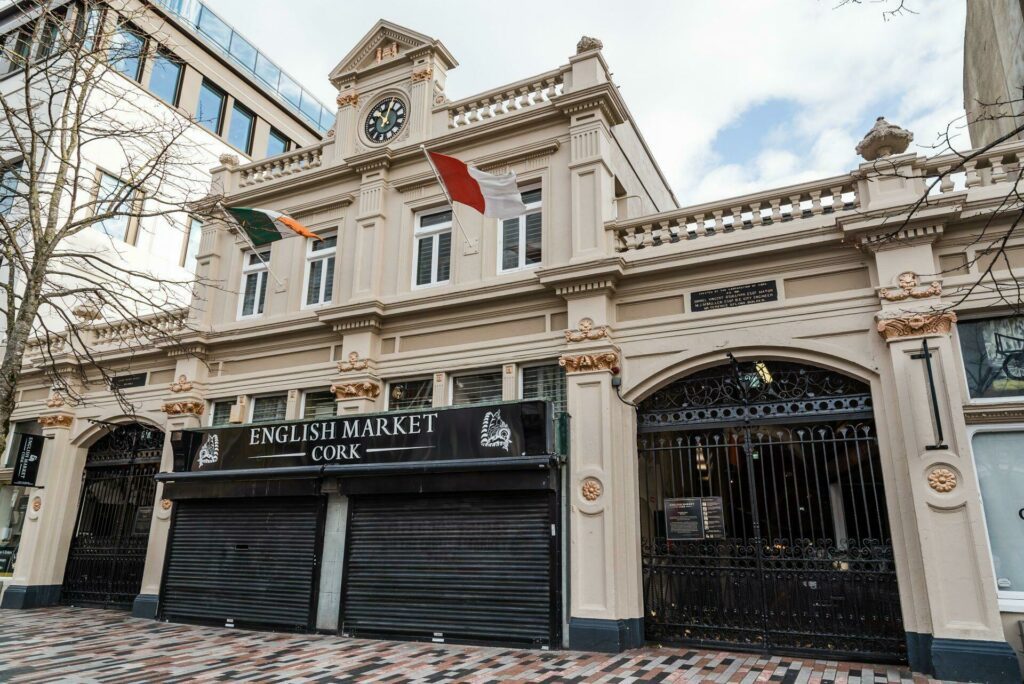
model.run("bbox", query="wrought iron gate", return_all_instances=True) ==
[62,424,163,609]
[638,361,906,662]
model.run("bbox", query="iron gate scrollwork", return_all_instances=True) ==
[62,424,163,609]
[638,361,906,662]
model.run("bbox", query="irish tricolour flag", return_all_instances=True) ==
[426,151,527,220]
[226,207,322,246]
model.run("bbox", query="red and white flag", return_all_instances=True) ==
[426,151,527,220]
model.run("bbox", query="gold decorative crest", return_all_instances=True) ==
[336,91,359,107]
[879,272,942,302]
[565,318,611,343]
[338,351,371,373]
[559,352,619,374]
[331,381,381,400]
[38,414,73,428]
[169,374,193,393]
[876,311,956,340]
[928,467,957,493]
[581,477,603,501]
[161,401,205,416]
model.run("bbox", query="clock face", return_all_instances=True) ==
[364,97,407,144]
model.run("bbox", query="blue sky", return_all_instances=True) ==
[205,0,966,206]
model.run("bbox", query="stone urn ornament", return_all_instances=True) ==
[855,116,913,161]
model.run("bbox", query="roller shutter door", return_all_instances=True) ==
[161,497,321,629]
[342,491,556,647]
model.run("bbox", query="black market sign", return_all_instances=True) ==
[690,280,778,312]
[109,373,147,390]
[11,433,44,487]
[665,497,726,540]
[181,401,552,474]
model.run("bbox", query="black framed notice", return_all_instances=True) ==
[690,280,778,312]
[110,373,147,390]
[665,496,726,540]
[11,433,44,487]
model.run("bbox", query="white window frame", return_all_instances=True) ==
[301,232,336,309]
[94,169,138,243]
[412,208,452,289]
[208,399,234,426]
[448,369,503,406]
[968,422,1024,613]
[384,377,434,411]
[237,249,270,320]
[301,389,336,419]
[248,392,288,423]
[498,184,542,273]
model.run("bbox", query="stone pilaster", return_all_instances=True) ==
[1,412,79,609]
[560,343,643,652]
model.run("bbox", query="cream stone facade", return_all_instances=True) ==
[5,18,1024,684]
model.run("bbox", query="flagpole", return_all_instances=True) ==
[420,144,474,246]
[217,202,285,287]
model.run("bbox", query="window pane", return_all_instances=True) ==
[502,219,519,270]
[197,81,225,134]
[109,27,144,80]
[255,271,267,314]
[77,8,102,52]
[306,259,322,305]
[303,391,336,419]
[958,316,1024,399]
[521,188,542,205]
[94,172,132,240]
[211,400,233,426]
[420,210,452,228]
[228,33,257,70]
[251,395,287,423]
[312,234,336,251]
[36,21,58,59]
[436,231,451,282]
[522,365,566,416]
[228,104,254,154]
[197,6,231,49]
[452,371,503,406]
[415,236,433,286]
[0,162,20,214]
[973,431,1024,593]
[242,272,258,316]
[149,53,183,106]
[388,379,433,411]
[524,211,542,265]
[184,217,202,271]
[267,129,289,157]
[323,256,334,304]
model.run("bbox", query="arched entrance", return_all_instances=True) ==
[62,423,163,609]
[638,359,905,662]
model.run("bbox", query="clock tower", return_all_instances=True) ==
[328,20,457,161]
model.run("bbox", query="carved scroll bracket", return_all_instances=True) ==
[876,311,956,341]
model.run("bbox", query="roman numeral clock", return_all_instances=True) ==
[363,96,407,144]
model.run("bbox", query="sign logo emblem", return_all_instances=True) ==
[480,410,512,452]
[197,435,219,467]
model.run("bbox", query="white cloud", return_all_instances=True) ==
[205,0,966,207]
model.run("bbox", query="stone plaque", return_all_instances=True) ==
[690,280,778,312]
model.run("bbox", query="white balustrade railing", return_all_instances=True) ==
[238,144,325,188]
[443,68,566,129]
[90,309,189,347]
[607,175,859,252]
[917,139,1024,197]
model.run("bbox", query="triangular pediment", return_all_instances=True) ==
[329,20,457,84]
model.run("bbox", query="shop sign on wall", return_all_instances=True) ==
[11,433,44,487]
[665,496,726,540]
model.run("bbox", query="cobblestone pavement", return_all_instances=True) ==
[0,608,957,683]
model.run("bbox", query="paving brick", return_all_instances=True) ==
[0,608,959,684]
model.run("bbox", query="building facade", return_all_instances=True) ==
[964,0,1024,148]
[0,0,327,600]
[4,18,1024,684]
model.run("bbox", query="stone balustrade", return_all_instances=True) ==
[90,309,189,348]
[606,175,859,253]
[442,68,566,129]
[917,138,1024,196]
[237,144,325,188]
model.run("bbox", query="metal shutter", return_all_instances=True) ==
[161,497,321,629]
[342,491,556,647]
